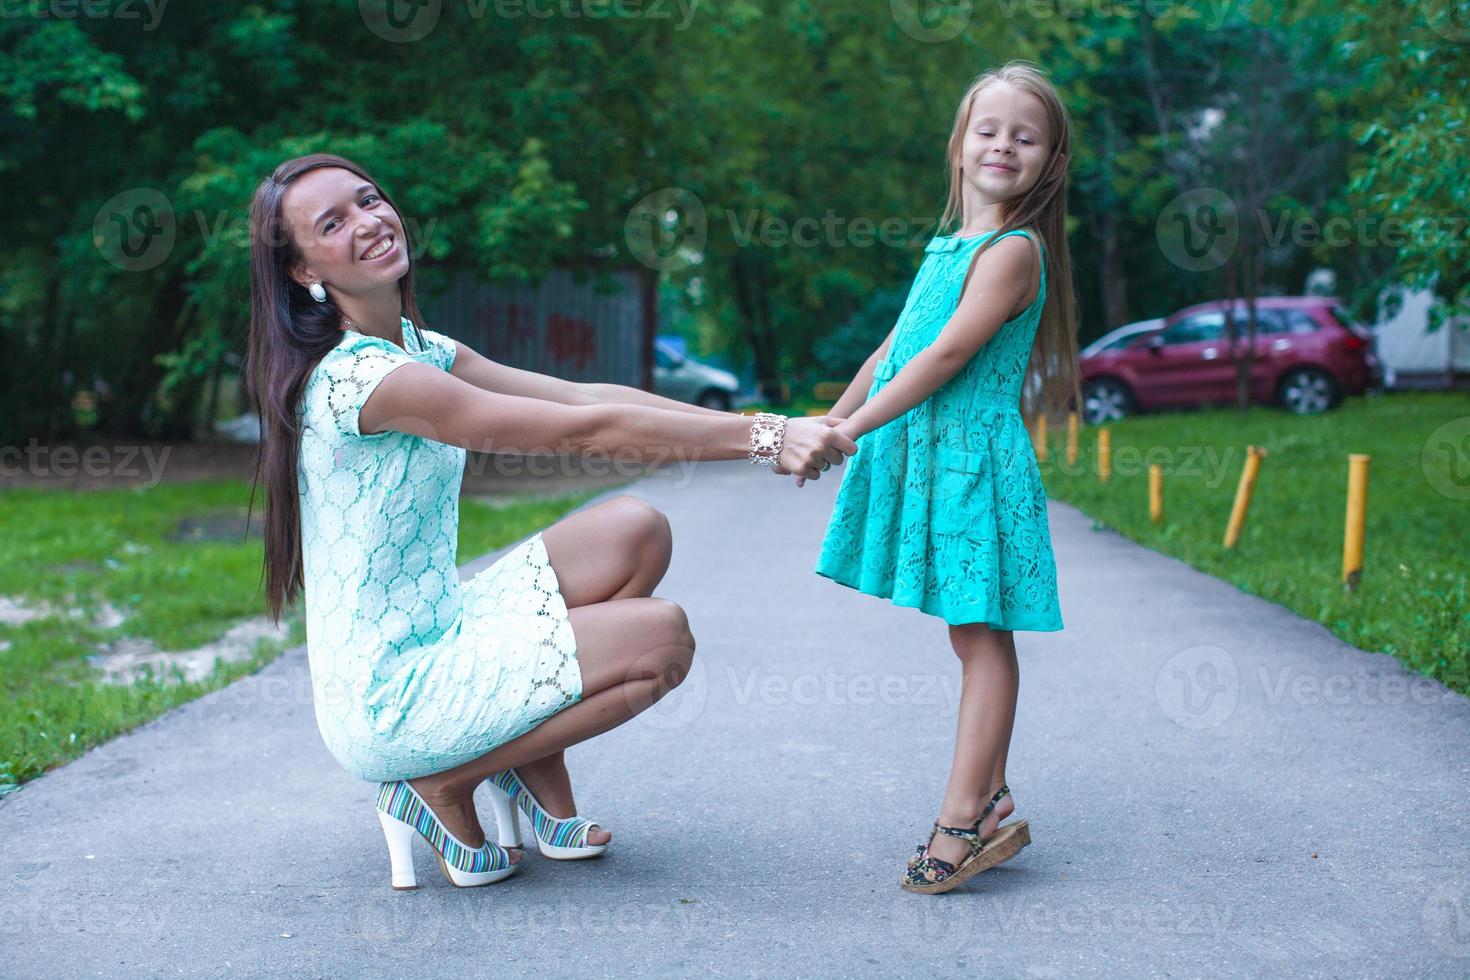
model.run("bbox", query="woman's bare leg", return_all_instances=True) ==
[505,494,674,845]
[922,622,1020,869]
[407,595,695,849]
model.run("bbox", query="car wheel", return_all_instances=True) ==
[1082,379,1134,425]
[1277,368,1338,415]
[696,389,732,411]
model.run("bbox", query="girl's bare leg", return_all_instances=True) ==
[923,623,1020,869]
[407,595,695,850]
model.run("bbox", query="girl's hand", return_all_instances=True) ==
[776,416,856,481]
[785,416,853,488]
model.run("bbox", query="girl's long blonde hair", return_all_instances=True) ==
[940,60,1081,420]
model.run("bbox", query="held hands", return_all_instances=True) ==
[773,416,858,483]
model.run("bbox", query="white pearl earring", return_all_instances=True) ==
[308,282,327,303]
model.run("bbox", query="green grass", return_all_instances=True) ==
[1039,391,1470,693]
[0,480,596,793]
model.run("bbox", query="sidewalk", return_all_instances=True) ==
[3,460,1468,977]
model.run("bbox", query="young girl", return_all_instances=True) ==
[811,62,1081,894]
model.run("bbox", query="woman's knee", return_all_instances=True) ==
[608,495,672,561]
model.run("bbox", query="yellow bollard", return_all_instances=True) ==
[1067,412,1079,467]
[1149,464,1164,524]
[1342,454,1371,590]
[1223,445,1267,548]
[1097,428,1112,482]
[1034,413,1048,462]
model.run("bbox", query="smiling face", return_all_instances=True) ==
[281,166,410,304]
[958,82,1053,205]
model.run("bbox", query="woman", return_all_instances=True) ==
[245,154,854,889]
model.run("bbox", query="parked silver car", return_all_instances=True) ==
[653,341,741,411]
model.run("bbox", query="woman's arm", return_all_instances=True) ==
[360,362,857,480]
[834,236,1036,443]
[450,341,731,417]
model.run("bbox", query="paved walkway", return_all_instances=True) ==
[3,461,1468,977]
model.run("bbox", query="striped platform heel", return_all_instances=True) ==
[485,769,609,860]
[375,780,519,890]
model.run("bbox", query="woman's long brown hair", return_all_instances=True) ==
[244,153,428,623]
[939,60,1082,420]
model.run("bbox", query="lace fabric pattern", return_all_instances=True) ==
[296,319,582,782]
[815,230,1064,631]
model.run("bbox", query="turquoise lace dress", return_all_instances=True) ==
[295,318,583,782]
[815,229,1064,632]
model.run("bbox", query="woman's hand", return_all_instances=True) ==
[775,416,857,481]
[777,416,856,486]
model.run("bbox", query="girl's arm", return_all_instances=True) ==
[360,362,857,480]
[450,341,732,417]
[833,236,1037,443]
[827,325,898,420]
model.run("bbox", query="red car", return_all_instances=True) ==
[1079,297,1381,424]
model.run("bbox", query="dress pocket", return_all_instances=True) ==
[929,446,988,535]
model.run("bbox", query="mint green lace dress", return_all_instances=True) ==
[815,230,1064,632]
[295,319,583,782]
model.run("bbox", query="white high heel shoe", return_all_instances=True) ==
[485,769,609,860]
[375,780,519,889]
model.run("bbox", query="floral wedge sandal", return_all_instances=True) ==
[901,785,1032,894]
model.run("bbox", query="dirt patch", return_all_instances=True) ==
[87,617,291,685]
[171,510,264,543]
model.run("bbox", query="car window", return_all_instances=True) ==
[1160,312,1226,344]
[1287,310,1321,334]
[1247,309,1290,334]
[1103,333,1143,351]
[654,347,675,369]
